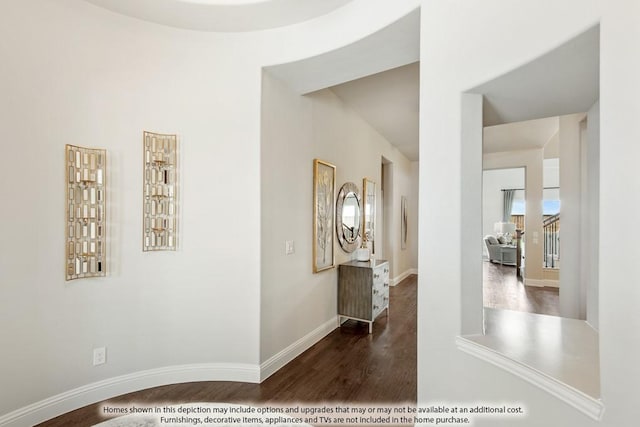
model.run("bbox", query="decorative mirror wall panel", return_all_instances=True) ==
[143,131,178,251]
[363,177,376,254]
[65,144,106,280]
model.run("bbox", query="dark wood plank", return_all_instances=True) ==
[483,261,559,316]
[36,275,417,427]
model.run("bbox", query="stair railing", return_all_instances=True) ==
[543,214,560,268]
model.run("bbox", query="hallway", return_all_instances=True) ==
[38,276,418,426]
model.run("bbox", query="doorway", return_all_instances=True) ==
[381,157,393,267]
[481,167,557,314]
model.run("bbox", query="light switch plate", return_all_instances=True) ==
[285,240,295,255]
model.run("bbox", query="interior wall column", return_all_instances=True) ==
[461,93,484,335]
[559,113,586,319]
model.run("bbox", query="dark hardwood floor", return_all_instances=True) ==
[37,275,417,426]
[483,261,559,316]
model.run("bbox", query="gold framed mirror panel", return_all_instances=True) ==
[363,177,376,254]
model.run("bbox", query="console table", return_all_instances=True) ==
[338,259,389,333]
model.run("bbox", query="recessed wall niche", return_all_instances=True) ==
[65,144,106,280]
[143,131,178,251]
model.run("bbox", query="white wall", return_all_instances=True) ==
[559,113,586,319]
[585,101,599,330]
[260,72,417,364]
[409,161,420,269]
[544,157,560,189]
[0,0,267,419]
[598,5,640,421]
[392,153,417,281]
[460,94,484,334]
[544,131,560,158]
[421,0,640,426]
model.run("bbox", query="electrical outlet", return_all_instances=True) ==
[93,347,106,366]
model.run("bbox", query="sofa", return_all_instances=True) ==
[484,235,516,265]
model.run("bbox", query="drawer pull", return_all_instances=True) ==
[384,283,389,287]
[373,305,379,310]
[373,289,379,295]
[384,268,389,273]
[373,274,380,279]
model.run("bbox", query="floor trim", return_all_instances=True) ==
[524,278,559,288]
[260,316,338,381]
[455,336,604,421]
[390,268,418,286]
[0,363,260,427]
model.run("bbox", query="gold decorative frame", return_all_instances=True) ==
[313,159,336,273]
[363,177,376,254]
[401,195,408,250]
[65,144,106,280]
[143,131,178,251]
[335,181,362,253]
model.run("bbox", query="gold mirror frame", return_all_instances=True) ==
[401,195,408,250]
[363,177,376,254]
[335,181,362,253]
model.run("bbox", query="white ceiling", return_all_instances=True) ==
[330,62,420,161]
[82,3,598,162]
[265,10,420,161]
[483,116,559,154]
[265,11,420,95]
[472,25,599,127]
[324,24,597,161]
[83,0,354,32]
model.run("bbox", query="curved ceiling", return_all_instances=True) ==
[483,117,559,154]
[331,62,420,161]
[472,25,599,127]
[83,0,354,32]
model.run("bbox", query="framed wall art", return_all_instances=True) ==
[313,159,336,273]
[401,195,408,250]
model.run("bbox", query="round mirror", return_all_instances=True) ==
[336,182,362,252]
[342,193,360,243]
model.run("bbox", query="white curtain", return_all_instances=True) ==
[503,189,516,222]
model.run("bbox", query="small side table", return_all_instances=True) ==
[499,245,517,265]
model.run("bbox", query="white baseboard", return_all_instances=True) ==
[260,317,337,381]
[0,363,260,427]
[456,336,604,421]
[525,278,559,288]
[390,268,418,286]
[1,317,341,427]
